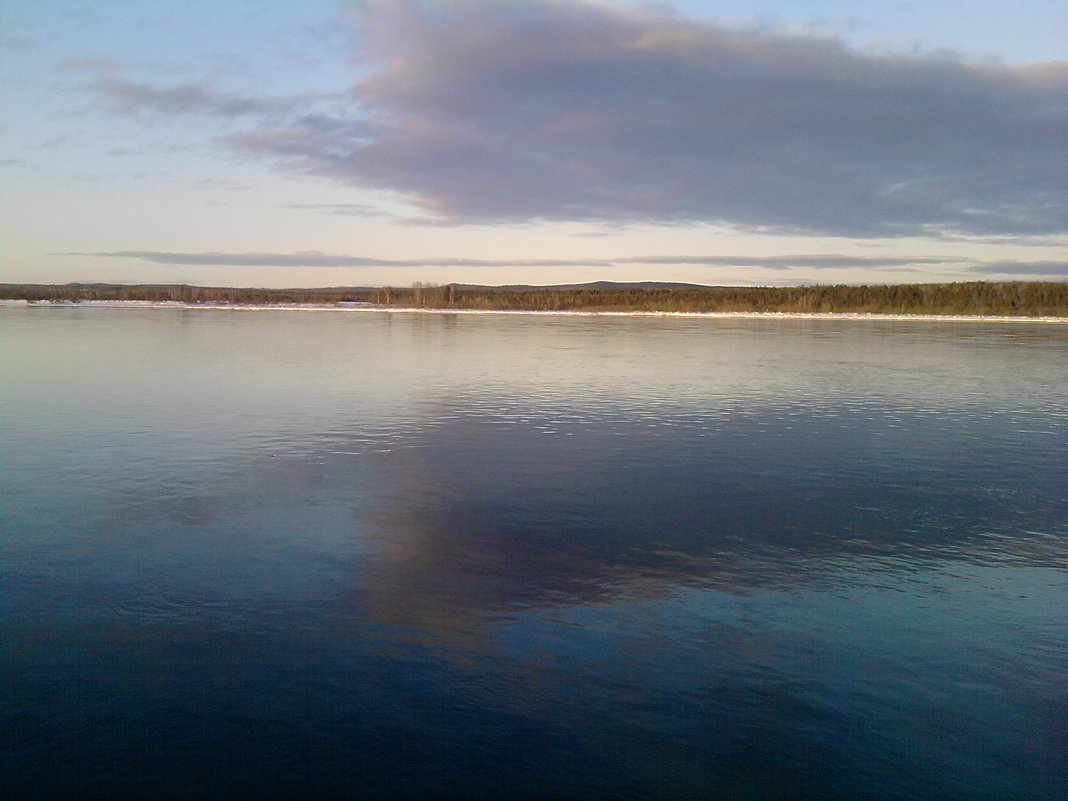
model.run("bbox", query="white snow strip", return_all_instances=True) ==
[4,298,1065,323]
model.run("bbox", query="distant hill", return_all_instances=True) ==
[457,280,714,291]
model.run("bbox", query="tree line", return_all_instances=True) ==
[2,281,1066,317]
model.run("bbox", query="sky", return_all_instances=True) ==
[1,0,1066,288]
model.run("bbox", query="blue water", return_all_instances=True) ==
[1,306,1065,800]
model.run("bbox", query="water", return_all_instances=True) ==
[1,306,1065,800]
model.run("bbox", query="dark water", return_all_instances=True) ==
[1,306,1065,800]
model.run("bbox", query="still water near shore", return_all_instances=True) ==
[2,306,1065,799]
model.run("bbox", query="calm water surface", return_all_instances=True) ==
[1,307,1065,800]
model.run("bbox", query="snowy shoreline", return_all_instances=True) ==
[2,298,1065,324]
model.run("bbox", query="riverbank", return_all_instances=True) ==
[3,280,1066,318]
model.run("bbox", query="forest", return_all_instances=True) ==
[2,281,1066,317]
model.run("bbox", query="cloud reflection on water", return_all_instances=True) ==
[346,398,1066,636]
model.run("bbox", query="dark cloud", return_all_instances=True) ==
[281,1,1068,236]
[80,1,1067,238]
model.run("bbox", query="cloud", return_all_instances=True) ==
[266,1,1068,237]
[55,54,122,72]
[79,1,1067,238]
[63,249,1060,276]
[1,37,34,51]
[615,255,954,269]
[282,202,390,217]
[968,261,1068,277]
[86,76,329,120]
[62,250,608,268]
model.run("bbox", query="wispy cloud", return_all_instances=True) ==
[78,1,1065,239]
[86,76,332,120]
[0,37,34,51]
[55,54,122,72]
[61,250,1065,277]
[281,202,389,217]
[968,261,1068,277]
[615,255,955,269]
[61,251,608,268]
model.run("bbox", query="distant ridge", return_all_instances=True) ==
[457,280,714,291]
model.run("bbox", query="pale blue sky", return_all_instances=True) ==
[2,0,1065,288]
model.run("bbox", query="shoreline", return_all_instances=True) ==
[3,298,1066,323]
